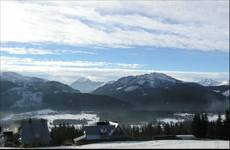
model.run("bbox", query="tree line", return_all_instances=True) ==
[50,123,84,146]
[121,110,230,141]
[121,122,191,140]
[191,110,229,140]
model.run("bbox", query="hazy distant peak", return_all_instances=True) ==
[198,78,222,86]
[76,77,91,83]
[70,77,104,93]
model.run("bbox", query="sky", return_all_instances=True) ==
[0,0,229,84]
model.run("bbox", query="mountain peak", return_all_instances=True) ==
[70,77,104,93]
[76,77,91,83]
[114,72,180,89]
[137,72,180,82]
[94,72,181,95]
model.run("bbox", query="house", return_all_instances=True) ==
[20,118,51,146]
[75,121,128,144]
[3,131,13,147]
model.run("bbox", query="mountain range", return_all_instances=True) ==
[93,73,229,112]
[0,72,229,112]
[0,72,129,112]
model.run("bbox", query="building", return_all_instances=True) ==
[75,121,128,144]
[20,118,51,146]
[3,131,13,147]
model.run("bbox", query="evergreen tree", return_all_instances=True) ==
[215,113,224,139]
[222,110,230,140]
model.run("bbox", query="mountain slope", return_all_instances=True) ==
[70,77,104,93]
[93,73,227,112]
[207,84,229,98]
[0,72,130,112]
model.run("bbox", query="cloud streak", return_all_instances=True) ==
[1,1,229,52]
[0,47,96,55]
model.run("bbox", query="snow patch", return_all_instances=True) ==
[222,90,229,97]
[157,118,185,124]
[116,87,123,90]
[124,86,139,92]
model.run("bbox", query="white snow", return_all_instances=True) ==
[37,113,99,126]
[108,121,118,128]
[207,114,225,122]
[218,80,229,86]
[113,72,179,91]
[159,113,226,123]
[124,86,138,92]
[116,87,123,90]
[198,79,221,86]
[135,73,178,88]
[174,113,194,117]
[222,90,229,97]
[38,140,229,149]
[0,110,99,127]
[157,118,185,124]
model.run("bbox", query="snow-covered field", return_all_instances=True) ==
[1,110,226,128]
[34,140,230,149]
[0,109,100,129]
[156,113,225,124]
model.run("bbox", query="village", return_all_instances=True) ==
[0,111,229,148]
[0,118,194,148]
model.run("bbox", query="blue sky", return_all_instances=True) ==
[0,1,229,83]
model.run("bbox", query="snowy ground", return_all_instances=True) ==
[26,140,230,149]
[0,109,100,130]
[0,110,226,130]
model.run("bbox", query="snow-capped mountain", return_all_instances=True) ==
[198,79,222,86]
[70,77,104,93]
[94,72,181,94]
[0,72,130,112]
[93,72,227,111]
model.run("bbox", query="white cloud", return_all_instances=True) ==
[0,47,96,55]
[0,47,54,55]
[1,56,228,84]
[1,1,229,52]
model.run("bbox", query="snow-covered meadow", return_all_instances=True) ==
[37,140,229,149]
[0,109,100,130]
[0,110,226,128]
